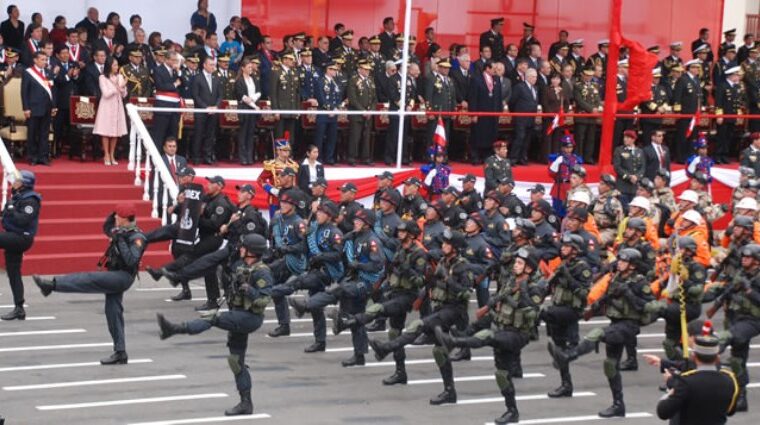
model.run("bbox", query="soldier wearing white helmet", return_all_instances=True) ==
[670,209,711,267]
[565,165,593,211]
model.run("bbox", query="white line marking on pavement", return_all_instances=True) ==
[748,383,760,388]
[408,373,544,385]
[4,374,186,391]
[36,393,229,411]
[26,316,56,321]
[637,333,665,339]
[136,286,204,292]
[456,391,596,405]
[267,329,386,339]
[0,359,152,373]
[638,344,760,354]
[128,414,271,425]
[263,318,331,324]
[0,329,86,337]
[325,344,431,353]
[0,342,112,353]
[362,356,495,368]
[0,304,28,308]
[484,411,652,424]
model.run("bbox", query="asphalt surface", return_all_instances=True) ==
[1,273,758,425]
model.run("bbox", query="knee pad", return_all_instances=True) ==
[474,329,494,341]
[716,330,732,347]
[406,319,424,333]
[432,346,449,367]
[585,327,605,343]
[729,356,745,377]
[366,303,384,316]
[388,328,401,340]
[227,354,242,375]
[495,369,512,393]
[603,358,618,379]
[662,339,679,360]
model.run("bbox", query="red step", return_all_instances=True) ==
[28,234,170,256]
[37,216,161,236]
[39,200,154,220]
[35,184,145,201]
[21,250,174,275]
[34,170,136,186]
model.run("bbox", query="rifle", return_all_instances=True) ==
[705,279,744,319]
[412,256,441,311]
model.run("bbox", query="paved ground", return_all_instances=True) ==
[1,273,758,425]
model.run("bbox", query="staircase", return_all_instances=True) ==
[5,160,172,275]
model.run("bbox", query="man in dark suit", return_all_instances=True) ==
[75,7,100,47]
[151,51,183,150]
[378,17,396,60]
[479,17,505,62]
[20,23,43,67]
[93,23,124,62]
[468,60,502,163]
[51,45,80,158]
[450,53,471,103]
[690,28,714,63]
[191,57,222,164]
[21,51,57,165]
[82,49,107,97]
[508,68,539,165]
[642,129,671,180]
[153,136,187,212]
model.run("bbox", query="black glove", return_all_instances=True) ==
[239,283,252,295]
[309,255,324,268]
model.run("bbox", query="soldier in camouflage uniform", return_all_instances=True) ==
[484,140,513,193]
[654,169,678,219]
[690,171,727,223]
[591,174,625,248]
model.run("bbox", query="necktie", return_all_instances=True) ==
[656,145,664,167]
[108,39,112,50]
[169,158,176,176]
[207,74,212,92]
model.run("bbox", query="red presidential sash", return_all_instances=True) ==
[26,67,53,99]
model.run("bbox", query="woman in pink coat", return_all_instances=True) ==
[93,56,128,165]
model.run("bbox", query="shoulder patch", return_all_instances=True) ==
[215,206,225,215]
[23,205,34,214]
[582,269,591,278]
[416,257,427,267]
[694,270,704,280]
[370,239,379,252]
[334,233,342,244]
[134,238,144,248]
[246,222,256,231]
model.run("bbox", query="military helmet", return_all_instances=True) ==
[678,236,697,252]
[515,247,539,270]
[430,199,447,217]
[626,217,647,233]
[379,188,401,206]
[242,234,268,255]
[618,248,642,262]
[396,219,421,237]
[467,211,485,229]
[18,170,35,188]
[532,199,553,216]
[741,243,760,261]
[560,233,585,253]
[318,201,340,218]
[733,215,755,229]
[354,208,375,227]
[441,229,467,250]
[514,217,536,239]
[638,177,655,193]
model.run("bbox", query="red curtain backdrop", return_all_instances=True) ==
[241,0,724,55]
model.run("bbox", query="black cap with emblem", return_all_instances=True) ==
[442,186,461,198]
[376,171,394,181]
[205,175,225,186]
[280,167,297,177]
[235,184,255,194]
[458,173,477,183]
[404,177,422,187]
[311,177,328,188]
[528,184,546,194]
[340,182,358,192]
[176,166,196,177]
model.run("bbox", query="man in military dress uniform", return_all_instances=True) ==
[425,58,456,155]
[347,60,377,165]
[613,130,645,204]
[257,140,299,218]
[568,39,585,77]
[480,18,505,62]
[313,61,341,165]
[740,132,760,176]
[120,50,152,97]
[586,40,609,79]
[574,68,602,163]
[333,30,357,76]
[214,55,237,100]
[714,66,746,163]
[179,55,200,98]
[662,42,684,79]
[720,28,738,58]
[639,68,671,146]
[270,51,300,146]
[672,59,704,163]
[484,141,513,193]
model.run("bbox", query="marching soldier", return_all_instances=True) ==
[573,68,602,163]
[346,60,377,165]
[458,174,483,215]
[120,50,152,97]
[336,183,363,234]
[423,201,447,254]
[374,189,403,262]
[156,234,272,416]
[463,212,496,307]
[270,51,300,146]
[613,130,645,204]
[398,177,428,221]
[484,140,513,193]
[714,66,746,163]
[257,140,299,218]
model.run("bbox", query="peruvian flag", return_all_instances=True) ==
[546,105,563,135]
[433,117,447,148]
[685,109,699,138]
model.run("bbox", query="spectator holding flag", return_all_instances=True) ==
[686,132,714,182]
[548,131,582,216]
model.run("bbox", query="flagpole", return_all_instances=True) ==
[396,0,413,170]
[598,0,622,172]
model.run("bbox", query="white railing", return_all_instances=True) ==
[125,103,179,224]
[0,136,18,210]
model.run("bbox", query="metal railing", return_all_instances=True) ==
[125,103,179,225]
[0,136,18,210]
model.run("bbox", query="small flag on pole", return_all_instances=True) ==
[546,106,563,135]
[686,111,699,138]
[433,117,447,147]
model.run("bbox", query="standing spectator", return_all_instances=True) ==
[106,13,128,46]
[24,13,48,42]
[541,72,571,155]
[0,5,24,50]
[192,57,222,164]
[51,45,80,158]
[297,145,325,193]
[509,68,539,165]
[66,29,89,68]
[378,17,396,59]
[48,16,68,46]
[75,7,100,46]
[148,31,162,50]
[468,60,501,164]
[82,48,106,97]
[220,27,243,70]
[94,22,124,61]
[642,129,671,180]
[93,56,127,166]
[240,17,262,57]
[191,0,217,35]
[234,58,260,165]
[258,35,275,99]
[128,15,142,43]
[21,23,43,67]
[21,51,57,165]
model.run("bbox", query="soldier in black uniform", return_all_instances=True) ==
[613,130,645,204]
[740,132,760,176]
[0,171,41,321]
[440,187,467,230]
[156,234,272,416]
[530,200,560,261]
[714,66,746,163]
[550,248,657,418]
[481,191,511,255]
[484,141,513,193]
[33,204,147,365]
[398,177,428,221]
[371,230,474,405]
[458,174,483,214]
[331,220,427,385]
[374,189,402,263]
[497,179,527,219]
[423,201,447,255]
[480,18,505,62]
[336,182,363,234]
[372,171,400,210]
[673,60,704,163]
[464,212,496,307]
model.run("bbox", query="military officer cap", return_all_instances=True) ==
[515,217,536,238]
[129,50,143,57]
[376,171,394,180]
[493,140,508,149]
[468,211,486,229]
[532,199,553,216]
[485,190,503,204]
[726,66,742,75]
[280,51,296,61]
[251,56,261,65]
[441,229,467,250]
[751,132,760,140]
[153,47,167,56]
[395,33,405,42]
[186,54,200,63]
[670,41,683,50]
[694,334,720,356]
[523,22,535,30]
[294,32,306,40]
[566,207,588,222]
[600,173,617,186]
[736,197,758,212]
[235,184,255,194]
[280,167,297,177]
[617,58,629,67]
[396,219,421,237]
[442,186,461,198]
[647,45,660,54]
[638,177,655,193]
[176,166,196,177]
[617,247,642,262]
[279,191,300,206]
[369,35,381,45]
[656,168,671,181]
[685,59,701,68]
[739,166,756,177]
[326,61,339,70]
[311,177,328,188]
[404,176,422,187]
[516,246,539,270]
[497,176,515,187]
[218,54,231,63]
[318,200,340,217]
[691,171,710,185]
[115,202,137,219]
[358,59,373,70]
[570,164,587,178]
[623,129,637,140]
[652,67,662,78]
[458,173,477,183]
[437,58,452,68]
[560,232,586,252]
[678,236,697,252]
[340,182,358,193]
[693,44,710,55]
[627,217,647,233]
[571,39,584,47]
[724,28,737,36]
[740,243,760,261]
[671,64,685,72]
[205,175,226,186]
[380,188,401,206]
[430,199,448,217]
[341,30,354,40]
[528,183,546,194]
[300,48,312,57]
[334,56,346,64]
[734,215,756,229]
[242,234,268,254]
[491,17,505,26]
[598,39,609,47]
[582,67,595,76]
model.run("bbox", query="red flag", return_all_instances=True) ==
[618,37,660,111]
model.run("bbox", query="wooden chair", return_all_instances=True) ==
[69,96,98,161]
[0,78,27,157]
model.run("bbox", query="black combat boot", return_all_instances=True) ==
[161,268,181,285]
[370,339,391,361]
[1,306,25,321]
[304,341,326,353]
[194,300,220,312]
[225,391,253,416]
[145,266,163,281]
[619,356,638,371]
[366,318,386,332]
[157,314,188,340]
[328,310,346,335]
[450,347,471,362]
[551,339,595,369]
[495,387,519,424]
[341,353,365,367]
[267,324,290,338]
[430,362,457,405]
[598,375,626,418]
[547,366,573,398]
[32,275,55,297]
[170,287,192,301]
[735,387,748,412]
[100,351,128,365]
[382,363,407,385]
[288,297,307,318]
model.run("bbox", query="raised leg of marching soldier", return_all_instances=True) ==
[724,318,760,412]
[660,302,701,360]
[543,305,581,397]
[450,314,492,362]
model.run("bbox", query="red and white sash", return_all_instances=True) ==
[26,67,53,99]
[28,39,39,53]
[69,43,80,61]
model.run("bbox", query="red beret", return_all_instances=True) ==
[493,140,508,148]
[751,132,760,140]
[115,203,137,218]
[623,130,637,140]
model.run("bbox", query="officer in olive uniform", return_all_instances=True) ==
[398,177,428,221]
[717,243,760,411]
[425,58,456,153]
[484,141,514,193]
[347,60,377,165]
[266,191,307,338]
[715,66,747,163]
[156,234,272,416]
[458,174,483,215]
[371,230,474,405]
[0,171,41,321]
[542,234,593,398]
[551,249,657,418]
[574,68,603,162]
[740,132,760,175]
[34,204,147,365]
[331,220,427,385]
[270,51,300,145]
[120,50,153,97]
[613,130,645,204]
[214,55,237,100]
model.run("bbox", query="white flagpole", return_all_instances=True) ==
[396,0,413,169]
